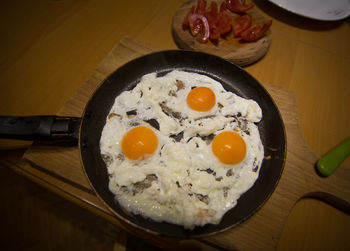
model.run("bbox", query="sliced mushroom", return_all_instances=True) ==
[132,174,158,195]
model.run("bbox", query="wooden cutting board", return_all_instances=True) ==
[172,0,272,66]
[23,36,349,251]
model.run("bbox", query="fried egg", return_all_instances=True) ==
[100,70,264,229]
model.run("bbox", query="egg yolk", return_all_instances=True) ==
[187,87,216,112]
[211,131,246,165]
[121,126,158,160]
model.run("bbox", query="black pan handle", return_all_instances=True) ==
[0,116,81,141]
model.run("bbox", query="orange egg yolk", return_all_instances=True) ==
[187,87,216,112]
[121,126,158,160]
[211,131,246,165]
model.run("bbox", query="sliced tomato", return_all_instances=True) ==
[233,14,252,38]
[183,5,195,28]
[195,0,207,14]
[204,2,220,40]
[209,24,220,40]
[219,1,227,12]
[217,9,232,35]
[208,2,232,40]
[226,0,254,13]
[188,13,210,43]
[241,20,272,42]
[204,1,218,25]
[183,0,207,28]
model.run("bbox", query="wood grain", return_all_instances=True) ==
[172,0,272,66]
[23,36,349,251]
[0,0,349,249]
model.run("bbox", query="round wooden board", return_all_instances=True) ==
[172,0,272,66]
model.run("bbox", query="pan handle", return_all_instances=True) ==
[0,116,81,141]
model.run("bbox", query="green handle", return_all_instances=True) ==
[317,137,350,177]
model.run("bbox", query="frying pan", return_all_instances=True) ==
[0,50,286,237]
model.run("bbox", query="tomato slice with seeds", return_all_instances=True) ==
[188,13,210,43]
[226,0,254,13]
[241,20,272,42]
[233,14,252,37]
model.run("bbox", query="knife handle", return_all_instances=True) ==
[0,116,81,142]
[317,137,350,177]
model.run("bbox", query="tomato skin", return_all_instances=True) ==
[183,5,195,28]
[226,0,254,13]
[219,1,227,12]
[217,9,232,35]
[204,1,231,40]
[195,0,207,14]
[188,13,210,43]
[209,25,220,40]
[205,2,219,40]
[241,20,272,42]
[184,0,267,43]
[183,0,207,28]
[204,1,218,25]
[233,14,252,38]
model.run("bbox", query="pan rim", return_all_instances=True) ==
[79,50,287,238]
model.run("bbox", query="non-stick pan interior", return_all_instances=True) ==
[80,50,286,237]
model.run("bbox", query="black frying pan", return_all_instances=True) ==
[0,50,286,238]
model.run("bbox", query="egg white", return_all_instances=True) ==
[100,70,264,229]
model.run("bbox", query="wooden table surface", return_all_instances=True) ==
[0,0,349,250]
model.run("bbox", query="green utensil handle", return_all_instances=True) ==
[317,137,350,177]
